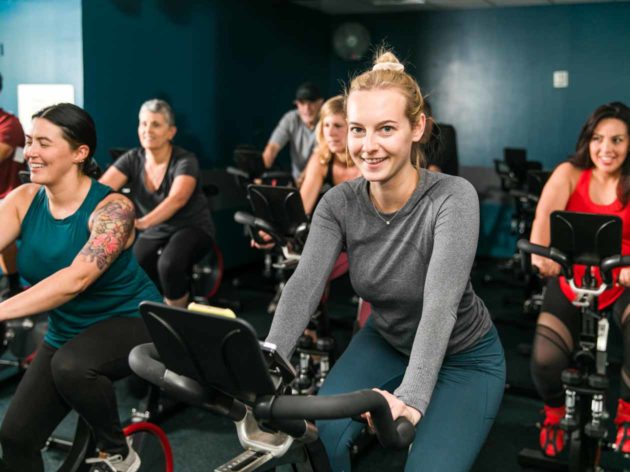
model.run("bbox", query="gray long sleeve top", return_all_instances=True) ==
[266,169,493,415]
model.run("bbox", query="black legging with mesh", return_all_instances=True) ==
[531,278,630,407]
[133,226,214,300]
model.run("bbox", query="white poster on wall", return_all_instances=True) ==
[17,84,75,130]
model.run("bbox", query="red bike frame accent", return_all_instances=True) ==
[205,241,224,299]
[123,421,174,472]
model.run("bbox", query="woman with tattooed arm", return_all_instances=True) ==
[0,103,161,472]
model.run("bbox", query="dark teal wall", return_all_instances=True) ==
[330,3,630,170]
[418,3,630,170]
[329,3,630,257]
[82,0,331,169]
[0,0,83,116]
[9,1,628,263]
[82,0,332,268]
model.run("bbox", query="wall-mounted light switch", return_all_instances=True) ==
[553,70,569,88]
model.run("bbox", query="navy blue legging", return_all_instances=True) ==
[317,320,506,472]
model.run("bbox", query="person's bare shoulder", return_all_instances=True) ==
[5,183,42,220]
[550,161,582,194]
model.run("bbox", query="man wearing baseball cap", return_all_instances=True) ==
[262,82,324,181]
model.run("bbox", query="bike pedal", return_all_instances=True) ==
[215,449,274,472]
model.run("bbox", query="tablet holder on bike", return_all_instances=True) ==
[517,211,630,471]
[130,301,415,472]
[235,184,309,263]
[227,146,294,192]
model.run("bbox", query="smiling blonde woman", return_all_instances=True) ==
[264,50,506,472]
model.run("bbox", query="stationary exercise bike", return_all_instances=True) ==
[517,210,630,472]
[235,184,336,394]
[489,150,545,288]
[128,301,415,472]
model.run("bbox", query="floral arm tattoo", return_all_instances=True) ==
[79,198,135,271]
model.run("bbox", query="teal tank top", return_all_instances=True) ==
[17,179,162,348]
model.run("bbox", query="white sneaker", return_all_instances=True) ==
[85,446,141,472]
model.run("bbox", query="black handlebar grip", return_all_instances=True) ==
[517,240,572,279]
[226,166,250,179]
[129,343,205,405]
[254,390,415,450]
[601,255,630,285]
[392,417,416,450]
[260,170,293,181]
[128,343,246,421]
[517,239,551,259]
[234,211,286,246]
[129,343,165,385]
[368,397,415,450]
[234,211,258,229]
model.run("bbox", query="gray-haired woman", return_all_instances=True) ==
[100,99,214,307]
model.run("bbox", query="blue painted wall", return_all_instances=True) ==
[0,0,83,115]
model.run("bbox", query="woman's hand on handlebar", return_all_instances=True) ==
[618,268,630,287]
[532,254,561,277]
[135,217,150,231]
[361,388,421,431]
[251,230,275,250]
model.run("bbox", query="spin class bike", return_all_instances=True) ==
[235,184,336,395]
[518,210,630,472]
[129,301,415,472]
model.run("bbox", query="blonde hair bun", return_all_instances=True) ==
[372,51,404,72]
[372,62,405,72]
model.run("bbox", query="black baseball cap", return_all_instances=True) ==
[295,82,322,101]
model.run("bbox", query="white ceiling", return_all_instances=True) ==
[292,0,629,14]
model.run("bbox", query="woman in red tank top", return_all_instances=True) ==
[529,102,630,457]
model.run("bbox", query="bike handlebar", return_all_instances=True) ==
[517,239,630,286]
[259,170,293,182]
[129,344,414,450]
[600,255,630,282]
[129,343,246,422]
[517,239,572,278]
[234,211,288,247]
[254,390,416,450]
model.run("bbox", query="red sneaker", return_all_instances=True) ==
[615,399,630,453]
[540,405,566,457]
